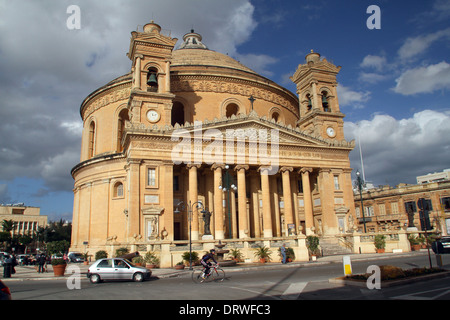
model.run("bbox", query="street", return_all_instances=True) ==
[6,252,450,301]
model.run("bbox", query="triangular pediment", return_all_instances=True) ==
[181,114,325,147]
[135,33,178,48]
[127,111,349,148]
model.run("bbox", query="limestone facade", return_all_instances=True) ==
[70,21,358,266]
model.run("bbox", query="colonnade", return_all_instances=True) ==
[183,163,316,241]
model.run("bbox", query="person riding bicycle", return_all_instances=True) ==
[201,249,218,278]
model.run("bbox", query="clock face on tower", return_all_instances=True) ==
[146,110,160,123]
[326,126,336,138]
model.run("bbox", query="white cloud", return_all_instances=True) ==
[0,0,259,195]
[393,61,450,95]
[337,84,371,109]
[360,55,386,71]
[345,109,450,185]
[398,28,450,60]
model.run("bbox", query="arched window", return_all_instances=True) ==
[306,94,312,112]
[147,67,158,92]
[322,91,330,112]
[114,182,124,198]
[88,121,95,159]
[171,102,185,126]
[225,103,239,118]
[272,112,280,122]
[117,109,130,152]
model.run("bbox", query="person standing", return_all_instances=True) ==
[38,254,46,273]
[281,243,287,264]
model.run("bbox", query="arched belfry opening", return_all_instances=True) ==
[171,102,185,126]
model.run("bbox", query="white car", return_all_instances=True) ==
[87,258,152,283]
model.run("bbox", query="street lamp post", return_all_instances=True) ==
[174,200,205,270]
[356,170,367,233]
[219,164,237,239]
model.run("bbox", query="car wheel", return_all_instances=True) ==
[90,274,102,284]
[133,272,144,282]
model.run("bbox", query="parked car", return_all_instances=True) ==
[432,236,450,254]
[0,280,11,300]
[87,258,152,283]
[67,252,84,263]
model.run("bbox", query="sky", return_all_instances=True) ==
[0,0,449,222]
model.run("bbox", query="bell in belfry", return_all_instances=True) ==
[147,72,158,86]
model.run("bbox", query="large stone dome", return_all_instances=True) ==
[171,48,258,76]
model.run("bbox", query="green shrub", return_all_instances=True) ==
[95,250,108,260]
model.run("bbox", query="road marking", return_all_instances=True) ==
[281,282,308,300]
[228,286,283,300]
[391,288,450,300]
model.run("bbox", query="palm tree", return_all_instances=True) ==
[1,219,17,234]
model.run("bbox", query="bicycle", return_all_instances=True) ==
[192,263,225,283]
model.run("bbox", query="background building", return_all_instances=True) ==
[0,204,47,236]
[417,168,450,184]
[70,21,359,266]
[354,180,450,235]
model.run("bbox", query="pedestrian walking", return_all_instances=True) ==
[281,243,287,264]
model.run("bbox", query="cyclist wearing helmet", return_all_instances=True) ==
[201,249,218,278]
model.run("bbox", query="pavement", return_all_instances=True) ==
[1,250,434,282]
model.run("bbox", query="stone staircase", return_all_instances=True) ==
[319,237,353,256]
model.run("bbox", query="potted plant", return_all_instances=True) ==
[306,236,320,261]
[182,251,199,266]
[175,261,185,270]
[144,251,160,268]
[228,248,243,262]
[374,234,386,253]
[408,235,421,251]
[82,252,89,265]
[418,235,427,249]
[132,255,144,266]
[278,246,296,262]
[51,258,67,277]
[253,245,272,263]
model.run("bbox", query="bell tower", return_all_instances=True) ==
[126,21,178,125]
[291,50,345,140]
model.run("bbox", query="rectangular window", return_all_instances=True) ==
[404,201,417,213]
[334,175,340,190]
[147,168,156,187]
[378,204,386,215]
[391,202,399,214]
[442,197,450,211]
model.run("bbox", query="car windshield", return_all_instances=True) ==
[73,253,83,257]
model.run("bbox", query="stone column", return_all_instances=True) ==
[235,165,249,239]
[165,60,171,93]
[127,159,141,239]
[231,191,237,239]
[250,172,261,238]
[281,167,295,235]
[212,164,225,239]
[300,167,314,235]
[187,164,200,240]
[259,166,273,238]
[134,56,141,89]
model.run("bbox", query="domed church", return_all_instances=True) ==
[70,21,356,266]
